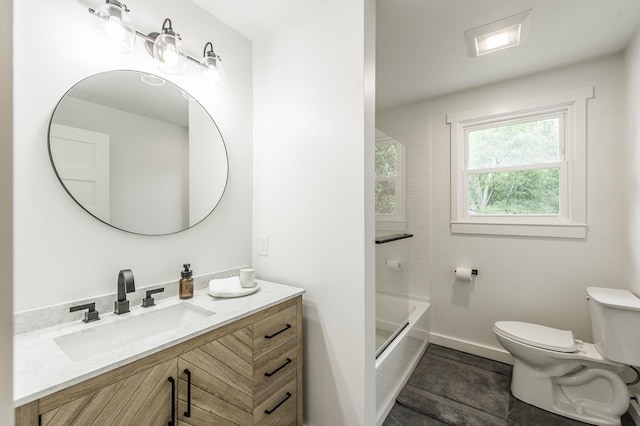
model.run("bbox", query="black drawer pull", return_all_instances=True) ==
[167,377,175,426]
[265,323,291,339]
[265,358,292,377]
[264,391,292,415]
[184,369,192,418]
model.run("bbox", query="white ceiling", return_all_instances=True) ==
[376,0,640,110]
[191,0,321,39]
[192,0,640,110]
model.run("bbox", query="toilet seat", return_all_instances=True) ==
[494,321,577,353]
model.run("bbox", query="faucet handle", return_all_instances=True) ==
[70,302,100,323]
[142,288,165,308]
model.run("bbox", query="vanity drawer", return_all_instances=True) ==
[253,377,297,426]
[254,305,297,360]
[254,338,298,404]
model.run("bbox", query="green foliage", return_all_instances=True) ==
[468,118,560,169]
[469,168,560,214]
[376,181,396,215]
[376,143,397,177]
[467,116,562,215]
[376,143,398,215]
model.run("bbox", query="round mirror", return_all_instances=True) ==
[48,70,228,235]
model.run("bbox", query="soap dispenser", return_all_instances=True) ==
[179,264,194,299]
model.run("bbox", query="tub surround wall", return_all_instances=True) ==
[13,0,253,312]
[377,102,432,301]
[375,238,411,296]
[252,1,377,424]
[0,0,12,421]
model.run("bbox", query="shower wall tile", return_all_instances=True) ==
[377,100,432,300]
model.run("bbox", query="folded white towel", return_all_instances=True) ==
[208,277,259,298]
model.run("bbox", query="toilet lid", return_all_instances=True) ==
[494,321,577,353]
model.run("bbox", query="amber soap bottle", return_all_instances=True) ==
[179,264,194,299]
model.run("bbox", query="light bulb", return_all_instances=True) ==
[163,46,179,66]
[201,43,225,89]
[104,16,125,41]
[485,31,510,50]
[93,1,135,53]
[152,20,186,75]
[205,66,221,84]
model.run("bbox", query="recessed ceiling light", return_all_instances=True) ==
[465,10,531,58]
[484,31,511,50]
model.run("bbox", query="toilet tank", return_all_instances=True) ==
[587,287,640,366]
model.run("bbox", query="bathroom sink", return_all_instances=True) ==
[54,303,215,362]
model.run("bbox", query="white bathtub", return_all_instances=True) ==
[375,292,430,425]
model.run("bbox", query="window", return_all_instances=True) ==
[375,130,406,225]
[448,87,593,238]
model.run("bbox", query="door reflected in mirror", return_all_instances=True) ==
[49,70,228,235]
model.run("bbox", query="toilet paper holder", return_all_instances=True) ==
[454,268,479,276]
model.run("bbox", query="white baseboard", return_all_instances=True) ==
[429,332,513,365]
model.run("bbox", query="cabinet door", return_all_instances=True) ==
[40,358,177,426]
[178,327,254,426]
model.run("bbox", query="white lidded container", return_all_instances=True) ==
[587,286,640,366]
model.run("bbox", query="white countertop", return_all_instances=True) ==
[14,280,305,407]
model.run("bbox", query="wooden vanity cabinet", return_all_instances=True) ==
[37,358,176,426]
[177,326,254,425]
[15,296,303,426]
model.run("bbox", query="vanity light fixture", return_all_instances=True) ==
[90,0,136,53]
[87,3,227,87]
[465,10,531,58]
[202,42,225,88]
[149,18,187,75]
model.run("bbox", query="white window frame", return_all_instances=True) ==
[375,131,406,228]
[447,86,593,239]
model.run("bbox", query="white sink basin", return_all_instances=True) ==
[54,303,215,362]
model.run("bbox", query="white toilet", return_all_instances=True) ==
[494,286,640,426]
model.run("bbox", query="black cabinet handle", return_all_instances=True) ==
[264,358,292,377]
[184,369,192,418]
[264,392,292,415]
[167,377,175,426]
[265,324,291,339]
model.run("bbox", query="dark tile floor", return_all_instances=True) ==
[383,344,635,426]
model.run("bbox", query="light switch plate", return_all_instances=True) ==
[258,235,268,256]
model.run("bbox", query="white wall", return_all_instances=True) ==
[623,30,640,297]
[1,0,12,421]
[14,0,252,311]
[377,102,431,300]
[252,0,376,424]
[428,55,625,357]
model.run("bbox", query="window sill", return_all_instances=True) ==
[450,221,587,239]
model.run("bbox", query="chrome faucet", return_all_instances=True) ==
[114,269,135,315]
